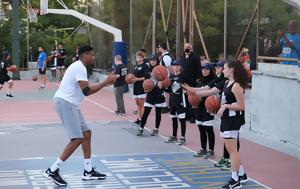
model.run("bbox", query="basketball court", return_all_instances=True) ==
[0,79,299,188]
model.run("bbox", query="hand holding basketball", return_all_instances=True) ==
[205,95,221,114]
[143,79,154,92]
[8,65,17,73]
[188,94,201,108]
[125,73,136,84]
[104,73,119,86]
[152,65,168,81]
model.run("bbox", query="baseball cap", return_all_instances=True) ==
[172,60,181,66]
[215,60,225,67]
[157,43,168,50]
[149,54,158,60]
[201,63,213,69]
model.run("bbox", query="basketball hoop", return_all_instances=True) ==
[27,8,39,23]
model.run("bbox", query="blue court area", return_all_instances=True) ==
[0,153,265,189]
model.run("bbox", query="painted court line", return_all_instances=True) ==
[85,96,271,189]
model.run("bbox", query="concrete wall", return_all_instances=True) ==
[251,63,300,146]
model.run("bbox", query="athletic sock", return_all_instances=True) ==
[84,159,92,172]
[238,165,245,176]
[232,171,239,181]
[50,158,64,172]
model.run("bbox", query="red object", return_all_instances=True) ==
[32,75,37,81]
[205,95,221,114]
[9,65,17,73]
[125,73,136,84]
[152,65,168,81]
[161,77,171,88]
[188,94,201,108]
[242,63,252,78]
[143,79,154,92]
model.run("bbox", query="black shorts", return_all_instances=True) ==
[220,116,245,132]
[133,81,145,96]
[39,68,46,75]
[0,75,11,85]
[144,87,166,107]
[57,61,65,68]
[170,105,186,119]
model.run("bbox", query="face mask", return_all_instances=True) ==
[184,48,190,53]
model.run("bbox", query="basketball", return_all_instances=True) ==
[152,65,168,81]
[143,79,154,92]
[188,94,201,108]
[161,77,171,88]
[47,56,53,62]
[125,73,136,84]
[9,65,17,73]
[32,75,37,81]
[205,95,221,114]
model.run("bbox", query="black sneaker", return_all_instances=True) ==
[165,136,177,143]
[150,129,158,136]
[82,168,106,180]
[137,128,143,136]
[133,119,141,125]
[178,137,186,145]
[193,149,207,157]
[43,168,67,186]
[222,178,241,189]
[239,173,248,183]
[6,94,13,97]
[204,150,215,159]
[114,110,120,115]
[189,118,195,123]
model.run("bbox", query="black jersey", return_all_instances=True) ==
[114,64,128,87]
[220,81,245,132]
[167,73,185,108]
[133,63,150,95]
[0,60,9,76]
[57,48,66,65]
[196,74,216,122]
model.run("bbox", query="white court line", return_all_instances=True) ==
[85,96,271,189]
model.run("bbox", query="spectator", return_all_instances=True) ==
[276,20,300,65]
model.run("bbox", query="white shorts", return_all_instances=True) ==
[134,94,146,99]
[144,102,166,108]
[220,130,239,139]
[196,120,213,126]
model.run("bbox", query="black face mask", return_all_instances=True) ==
[184,48,191,53]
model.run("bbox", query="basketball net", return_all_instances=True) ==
[27,8,39,23]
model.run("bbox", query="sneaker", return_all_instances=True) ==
[222,178,241,189]
[38,86,45,90]
[204,150,215,159]
[193,149,207,157]
[165,136,178,143]
[82,168,106,180]
[43,168,67,186]
[221,159,231,171]
[119,112,127,116]
[137,128,143,136]
[189,118,195,123]
[150,129,158,136]
[133,119,141,125]
[6,94,13,97]
[178,137,186,145]
[214,157,227,167]
[114,110,120,115]
[133,110,138,114]
[239,173,248,184]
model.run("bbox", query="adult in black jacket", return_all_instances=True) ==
[181,43,201,123]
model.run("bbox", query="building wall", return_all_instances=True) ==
[251,63,300,146]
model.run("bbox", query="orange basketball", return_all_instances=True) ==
[188,94,201,108]
[47,56,53,62]
[161,77,171,88]
[152,65,168,81]
[9,65,17,73]
[32,75,37,81]
[125,73,136,84]
[143,79,154,92]
[205,95,221,114]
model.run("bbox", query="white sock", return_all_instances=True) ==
[50,158,64,172]
[232,171,239,181]
[84,159,92,172]
[238,165,245,176]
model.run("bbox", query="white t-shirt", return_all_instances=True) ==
[54,60,88,106]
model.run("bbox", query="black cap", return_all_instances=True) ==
[172,60,181,66]
[149,54,158,60]
[201,63,213,69]
[157,43,168,50]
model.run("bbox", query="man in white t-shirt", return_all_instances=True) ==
[43,45,118,186]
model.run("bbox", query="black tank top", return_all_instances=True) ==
[221,81,245,120]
